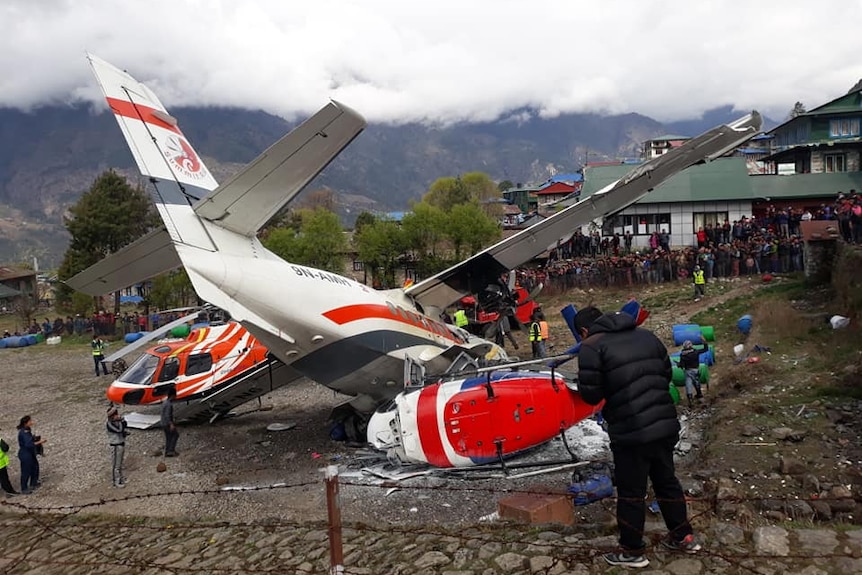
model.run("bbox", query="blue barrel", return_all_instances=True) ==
[124,332,146,343]
[5,336,22,348]
[25,334,38,346]
[669,352,681,364]
[737,314,753,335]
[673,329,703,346]
[699,348,714,366]
[672,324,700,333]
[0,338,6,349]
[190,322,209,331]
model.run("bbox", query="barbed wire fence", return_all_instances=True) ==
[2,462,860,575]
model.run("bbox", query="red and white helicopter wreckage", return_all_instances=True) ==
[71,55,761,471]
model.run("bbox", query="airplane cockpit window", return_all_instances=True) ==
[120,353,160,385]
[158,357,180,382]
[185,353,213,376]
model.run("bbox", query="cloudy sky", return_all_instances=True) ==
[2,0,861,125]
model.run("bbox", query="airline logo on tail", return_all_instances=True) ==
[163,134,206,180]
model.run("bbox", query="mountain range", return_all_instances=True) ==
[0,103,771,268]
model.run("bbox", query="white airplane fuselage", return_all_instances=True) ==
[178,235,502,406]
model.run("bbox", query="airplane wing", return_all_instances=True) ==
[66,227,180,295]
[193,101,366,236]
[405,112,762,313]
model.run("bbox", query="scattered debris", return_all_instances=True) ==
[266,422,297,432]
[830,315,850,329]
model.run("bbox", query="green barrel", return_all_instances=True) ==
[669,383,681,404]
[672,366,686,386]
[700,326,715,341]
[171,324,191,338]
[34,333,45,343]
[698,363,710,384]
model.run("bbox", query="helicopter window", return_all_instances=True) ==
[119,353,161,385]
[158,357,180,382]
[185,353,213,376]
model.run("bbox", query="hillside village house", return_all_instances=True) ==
[567,85,862,250]
[0,266,37,312]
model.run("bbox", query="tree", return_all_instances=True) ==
[423,176,470,212]
[354,219,408,288]
[56,171,157,310]
[353,211,377,233]
[148,270,195,310]
[498,180,515,192]
[445,202,501,260]
[401,202,446,258]
[788,102,806,120]
[263,207,347,273]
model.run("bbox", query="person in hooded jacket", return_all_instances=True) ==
[575,306,700,569]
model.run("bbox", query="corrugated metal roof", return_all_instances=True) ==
[580,157,755,203]
[750,172,862,200]
[0,284,22,298]
[580,157,861,205]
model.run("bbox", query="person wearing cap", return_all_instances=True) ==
[575,305,701,568]
[106,406,129,487]
[678,337,708,407]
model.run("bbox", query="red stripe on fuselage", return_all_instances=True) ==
[416,385,450,467]
[323,304,461,343]
[106,97,182,136]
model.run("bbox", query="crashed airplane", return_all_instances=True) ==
[69,54,761,467]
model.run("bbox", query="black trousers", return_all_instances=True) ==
[611,435,692,551]
[0,466,16,494]
[164,427,179,454]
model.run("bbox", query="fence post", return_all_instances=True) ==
[325,465,344,575]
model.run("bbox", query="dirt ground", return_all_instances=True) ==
[2,275,860,532]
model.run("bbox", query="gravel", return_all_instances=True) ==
[1,343,610,526]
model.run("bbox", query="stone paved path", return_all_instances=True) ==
[1,511,861,574]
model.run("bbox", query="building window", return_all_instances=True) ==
[603,213,670,236]
[352,260,364,272]
[824,153,846,173]
[692,212,729,231]
[829,118,861,138]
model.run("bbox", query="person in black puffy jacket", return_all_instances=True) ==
[575,306,701,568]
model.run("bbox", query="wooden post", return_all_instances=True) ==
[325,465,344,575]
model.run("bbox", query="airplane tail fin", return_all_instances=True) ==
[87,54,218,252]
[73,55,366,297]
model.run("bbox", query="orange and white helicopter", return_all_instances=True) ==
[70,55,761,467]
[103,311,296,423]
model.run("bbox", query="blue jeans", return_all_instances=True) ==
[684,368,701,398]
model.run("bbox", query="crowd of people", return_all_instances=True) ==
[4,309,188,339]
[516,192,862,295]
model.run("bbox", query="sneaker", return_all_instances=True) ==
[20,489,32,495]
[604,552,650,568]
[113,483,125,488]
[165,452,178,457]
[662,534,702,554]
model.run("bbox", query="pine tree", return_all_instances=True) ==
[56,171,156,310]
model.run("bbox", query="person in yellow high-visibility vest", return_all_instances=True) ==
[0,435,18,496]
[529,312,546,359]
[692,266,706,301]
[92,335,109,376]
[453,308,469,329]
